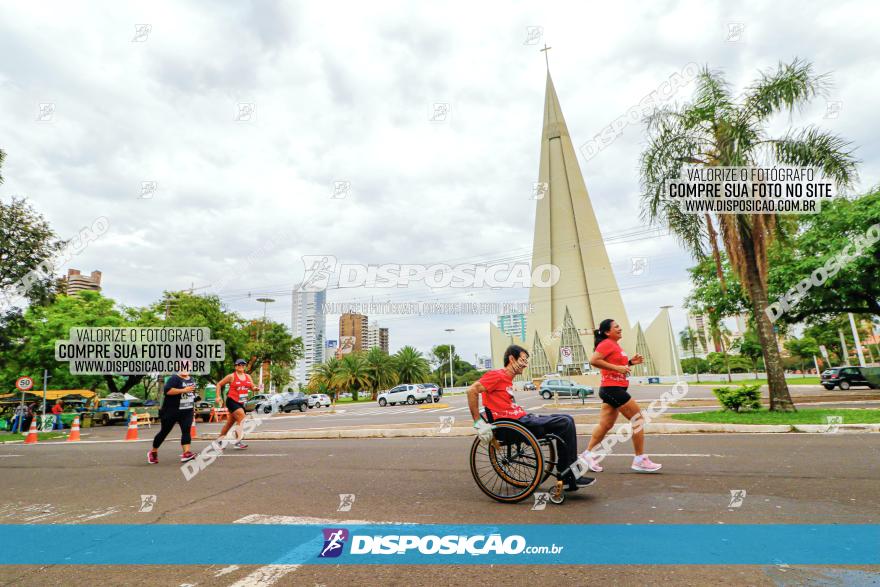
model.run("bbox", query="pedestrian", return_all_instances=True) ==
[11,403,28,433]
[580,318,662,473]
[215,359,256,450]
[51,401,64,430]
[148,365,197,464]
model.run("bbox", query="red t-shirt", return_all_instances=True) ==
[227,374,254,403]
[478,369,526,420]
[595,338,629,388]
[51,404,63,415]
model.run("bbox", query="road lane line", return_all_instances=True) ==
[229,514,411,587]
[214,565,240,577]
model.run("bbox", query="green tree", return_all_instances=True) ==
[680,357,711,375]
[309,358,341,400]
[0,291,138,393]
[364,347,399,400]
[732,327,765,379]
[393,346,430,384]
[679,327,704,382]
[766,190,880,324]
[784,336,820,376]
[333,353,371,402]
[0,196,64,307]
[640,58,858,411]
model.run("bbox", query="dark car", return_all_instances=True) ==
[821,367,880,390]
[195,401,215,423]
[523,382,537,392]
[281,391,309,413]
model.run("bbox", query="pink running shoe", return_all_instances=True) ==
[180,451,197,463]
[147,450,158,464]
[579,450,604,473]
[632,455,662,472]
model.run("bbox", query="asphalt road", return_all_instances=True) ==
[1,431,878,586]
[64,383,880,442]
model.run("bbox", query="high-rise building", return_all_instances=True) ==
[497,313,527,340]
[291,289,326,385]
[339,312,368,352]
[62,269,102,295]
[489,67,679,376]
[686,313,716,355]
[364,322,390,353]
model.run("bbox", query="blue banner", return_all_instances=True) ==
[1,524,877,565]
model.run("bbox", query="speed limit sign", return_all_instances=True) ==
[16,376,34,391]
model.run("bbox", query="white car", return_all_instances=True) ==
[308,394,331,408]
[377,384,430,406]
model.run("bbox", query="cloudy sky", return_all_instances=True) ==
[1,0,877,367]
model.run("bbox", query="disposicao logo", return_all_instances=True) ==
[319,528,349,558]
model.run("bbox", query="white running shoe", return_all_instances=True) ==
[579,450,604,473]
[632,455,662,472]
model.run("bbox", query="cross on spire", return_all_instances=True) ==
[540,43,552,70]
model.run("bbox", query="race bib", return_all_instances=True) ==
[179,392,194,410]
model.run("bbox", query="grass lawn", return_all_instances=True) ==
[671,408,880,425]
[0,431,67,443]
[687,376,822,386]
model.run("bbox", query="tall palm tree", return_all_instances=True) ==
[679,327,702,383]
[393,346,431,384]
[640,58,858,411]
[364,347,399,400]
[333,353,371,402]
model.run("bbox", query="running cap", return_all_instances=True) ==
[234,359,247,366]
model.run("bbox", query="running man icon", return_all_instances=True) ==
[319,528,349,558]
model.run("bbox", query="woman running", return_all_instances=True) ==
[148,365,197,464]
[579,319,662,473]
[216,359,255,450]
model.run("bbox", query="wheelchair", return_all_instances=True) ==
[469,410,572,505]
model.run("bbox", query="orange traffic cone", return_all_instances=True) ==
[190,419,197,440]
[67,417,81,442]
[23,420,39,444]
[124,414,139,441]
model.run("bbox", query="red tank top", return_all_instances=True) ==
[228,374,253,402]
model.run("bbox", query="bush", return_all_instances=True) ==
[713,383,761,412]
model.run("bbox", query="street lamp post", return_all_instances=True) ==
[256,298,275,390]
[444,328,455,400]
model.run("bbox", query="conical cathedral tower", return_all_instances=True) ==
[490,69,677,377]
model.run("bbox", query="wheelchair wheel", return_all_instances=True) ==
[470,421,544,503]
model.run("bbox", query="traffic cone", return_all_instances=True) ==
[190,419,197,440]
[23,420,39,444]
[67,417,81,442]
[124,414,139,441]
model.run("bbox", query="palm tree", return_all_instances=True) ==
[393,346,431,384]
[640,58,858,411]
[679,327,702,383]
[364,347,399,400]
[308,358,340,400]
[333,353,371,402]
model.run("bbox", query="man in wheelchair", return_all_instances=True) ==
[467,344,596,492]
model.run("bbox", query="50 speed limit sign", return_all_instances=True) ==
[16,376,34,391]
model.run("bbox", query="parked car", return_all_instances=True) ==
[538,379,594,400]
[308,394,332,408]
[821,367,880,390]
[281,391,309,413]
[419,383,442,402]
[95,399,140,425]
[195,401,215,423]
[245,394,271,412]
[523,382,537,392]
[378,384,431,406]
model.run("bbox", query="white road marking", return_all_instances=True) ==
[227,514,408,587]
[227,565,298,587]
[214,565,240,577]
[0,454,22,457]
